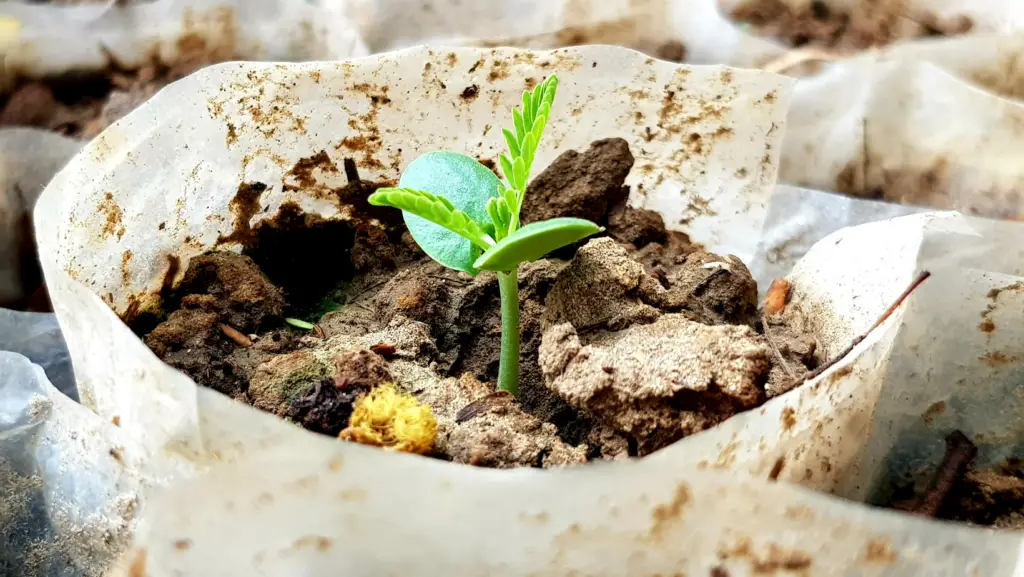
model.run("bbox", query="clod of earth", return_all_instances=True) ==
[142,137,819,468]
[540,314,771,455]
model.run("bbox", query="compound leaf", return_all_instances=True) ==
[368,187,493,250]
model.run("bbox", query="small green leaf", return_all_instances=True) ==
[522,131,538,169]
[512,108,525,146]
[285,318,316,330]
[368,187,494,250]
[502,186,519,215]
[474,217,602,271]
[521,90,533,128]
[395,151,502,274]
[499,154,516,190]
[530,83,544,121]
[502,128,520,159]
[513,155,526,188]
[486,196,510,239]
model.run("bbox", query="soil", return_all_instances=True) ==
[140,137,820,468]
[888,437,1024,530]
[730,0,974,52]
[1,42,233,139]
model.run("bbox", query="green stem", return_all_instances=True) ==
[496,269,520,395]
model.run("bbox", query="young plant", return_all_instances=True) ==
[368,75,600,395]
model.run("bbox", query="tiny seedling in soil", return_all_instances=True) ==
[368,75,600,395]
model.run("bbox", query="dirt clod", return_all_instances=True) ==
[416,372,588,468]
[522,138,634,225]
[660,251,759,327]
[174,252,285,332]
[543,237,664,332]
[540,314,773,454]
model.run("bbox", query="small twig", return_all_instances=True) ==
[691,267,729,297]
[456,391,513,424]
[219,323,253,347]
[804,271,931,382]
[761,47,843,74]
[763,316,798,381]
[912,430,977,517]
[343,158,361,186]
[426,274,471,285]
[344,278,389,305]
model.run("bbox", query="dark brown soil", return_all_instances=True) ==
[944,467,1024,529]
[730,0,973,52]
[141,138,819,467]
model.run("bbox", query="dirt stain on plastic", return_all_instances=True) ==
[460,84,480,102]
[717,537,812,574]
[862,538,897,564]
[921,400,946,424]
[99,192,126,240]
[981,351,1017,367]
[216,181,268,245]
[292,535,332,552]
[649,483,691,540]
[780,407,797,431]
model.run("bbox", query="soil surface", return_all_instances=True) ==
[730,0,974,52]
[141,138,819,467]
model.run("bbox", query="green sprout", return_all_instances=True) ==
[368,75,600,395]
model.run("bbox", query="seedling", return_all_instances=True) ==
[368,75,600,395]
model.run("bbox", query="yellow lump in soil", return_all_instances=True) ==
[340,385,437,455]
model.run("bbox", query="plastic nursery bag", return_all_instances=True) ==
[105,216,1024,577]
[30,44,1017,573]
[35,43,791,457]
[0,0,368,83]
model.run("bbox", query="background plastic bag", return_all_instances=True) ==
[0,128,82,308]
[0,0,367,81]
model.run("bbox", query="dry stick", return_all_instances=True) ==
[913,430,978,518]
[803,270,931,382]
[763,316,798,381]
[219,323,253,348]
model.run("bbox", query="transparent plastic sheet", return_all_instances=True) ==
[0,0,368,82]
[0,128,82,307]
[0,351,141,577]
[27,45,1024,574]
[0,309,75,401]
